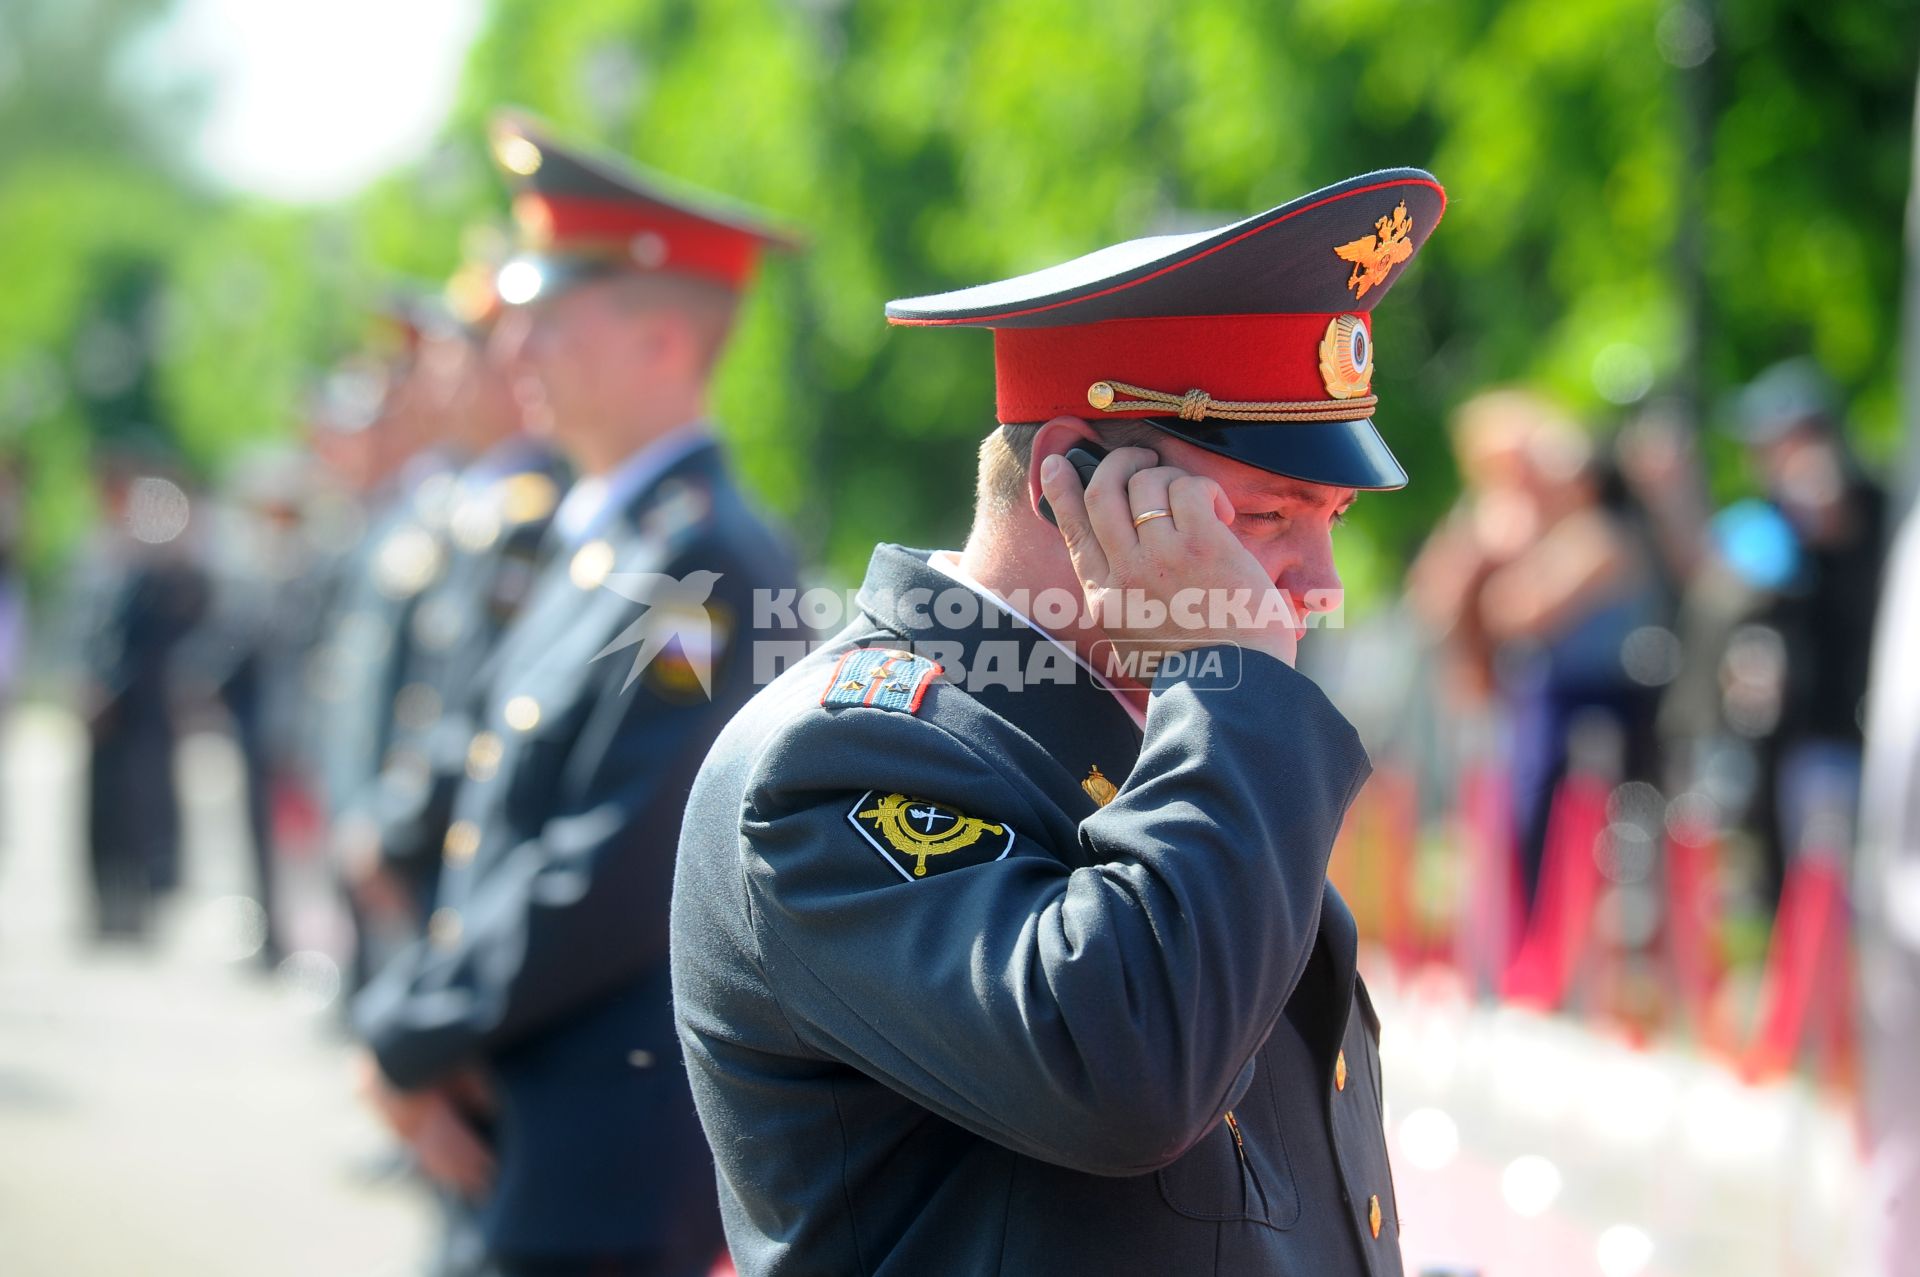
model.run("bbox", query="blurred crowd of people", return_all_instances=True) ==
[1391,361,1888,1030]
[51,297,514,956]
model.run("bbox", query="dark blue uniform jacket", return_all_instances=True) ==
[671,545,1404,1276]
[359,442,794,1266]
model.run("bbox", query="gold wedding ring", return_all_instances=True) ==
[1131,508,1173,529]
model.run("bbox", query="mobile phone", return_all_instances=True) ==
[1037,442,1110,527]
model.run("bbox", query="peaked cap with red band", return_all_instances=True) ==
[488,110,800,305]
[885,167,1444,490]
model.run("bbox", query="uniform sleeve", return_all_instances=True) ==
[364,713,471,877]
[738,646,1371,1178]
[355,549,761,1088]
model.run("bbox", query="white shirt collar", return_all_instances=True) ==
[928,550,1147,730]
[553,421,711,546]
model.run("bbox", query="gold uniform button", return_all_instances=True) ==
[466,731,504,782]
[1335,1050,1348,1092]
[569,539,615,590]
[1369,1194,1382,1239]
[504,695,542,732]
[428,907,463,948]
[443,820,481,864]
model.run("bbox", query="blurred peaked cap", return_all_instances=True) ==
[1731,357,1838,443]
[486,108,802,303]
[371,286,457,352]
[883,168,1446,491]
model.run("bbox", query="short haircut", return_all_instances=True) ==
[975,420,1165,522]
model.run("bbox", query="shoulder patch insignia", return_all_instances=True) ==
[848,791,1015,881]
[820,648,942,714]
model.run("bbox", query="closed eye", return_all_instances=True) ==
[1240,506,1352,528]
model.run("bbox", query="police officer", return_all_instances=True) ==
[353,112,802,1277]
[311,300,464,989]
[671,169,1445,1275]
[323,269,571,1277]
[72,442,210,938]
[194,447,334,965]
[333,265,570,949]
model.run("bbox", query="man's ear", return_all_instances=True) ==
[1027,416,1103,521]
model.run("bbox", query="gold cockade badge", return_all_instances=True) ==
[1333,201,1414,300]
[1317,314,1373,400]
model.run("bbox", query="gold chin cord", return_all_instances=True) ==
[1086,380,1378,423]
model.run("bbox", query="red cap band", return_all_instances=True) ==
[991,313,1369,423]
[515,193,763,289]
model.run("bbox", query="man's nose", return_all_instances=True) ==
[1280,534,1344,614]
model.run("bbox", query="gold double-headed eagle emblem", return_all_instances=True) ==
[1333,201,1414,300]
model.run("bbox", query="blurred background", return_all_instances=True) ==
[0,1,1917,1274]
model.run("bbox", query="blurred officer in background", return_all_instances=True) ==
[192,446,334,965]
[331,260,570,971]
[672,169,1444,1276]
[353,112,802,1277]
[70,442,209,940]
[324,253,571,1277]
[310,303,463,991]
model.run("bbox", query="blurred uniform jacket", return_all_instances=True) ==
[671,545,1402,1277]
[312,458,460,822]
[355,439,795,1266]
[73,531,210,920]
[356,440,569,909]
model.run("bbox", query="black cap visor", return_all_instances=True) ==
[495,254,630,307]
[1125,415,1408,491]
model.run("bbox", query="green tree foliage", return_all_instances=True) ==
[4,0,1916,592]
[0,1,193,567]
[0,1,374,574]
[413,0,1916,589]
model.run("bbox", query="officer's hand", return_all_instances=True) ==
[349,865,414,925]
[408,1089,496,1200]
[336,818,413,922]
[353,1049,419,1137]
[354,1054,495,1199]
[1040,442,1299,667]
[441,1065,498,1121]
